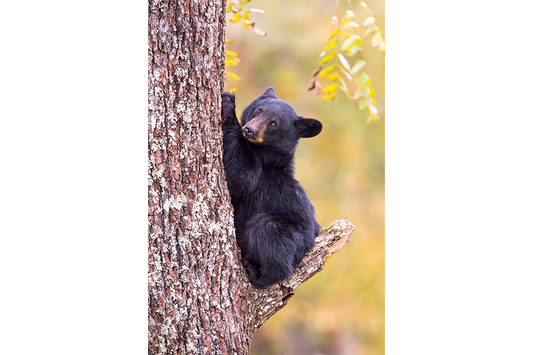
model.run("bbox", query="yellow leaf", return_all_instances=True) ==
[227,71,242,81]
[319,50,337,65]
[340,31,349,40]
[325,72,338,81]
[379,36,389,53]
[322,83,337,94]
[323,29,339,43]
[324,40,337,51]
[322,93,337,102]
[243,20,255,30]
[225,50,238,57]
[229,87,238,93]
[318,63,336,78]
[341,34,361,51]
[229,12,242,23]
[346,45,362,57]
[225,57,240,67]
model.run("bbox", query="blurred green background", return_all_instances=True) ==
[226,1,384,354]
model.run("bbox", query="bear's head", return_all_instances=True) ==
[240,88,322,153]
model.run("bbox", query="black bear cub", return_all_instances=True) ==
[221,87,323,288]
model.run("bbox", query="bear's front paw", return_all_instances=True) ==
[221,91,236,120]
[222,91,235,104]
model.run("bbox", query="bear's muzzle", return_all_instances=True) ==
[242,116,268,143]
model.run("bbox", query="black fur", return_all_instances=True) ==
[221,88,323,288]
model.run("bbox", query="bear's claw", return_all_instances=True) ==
[222,91,235,104]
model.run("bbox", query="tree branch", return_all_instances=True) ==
[249,218,355,330]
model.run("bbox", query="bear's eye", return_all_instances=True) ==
[255,107,264,115]
[270,120,277,127]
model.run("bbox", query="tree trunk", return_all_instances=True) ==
[148,1,355,354]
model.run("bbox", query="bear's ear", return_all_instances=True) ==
[294,117,323,138]
[261,87,278,99]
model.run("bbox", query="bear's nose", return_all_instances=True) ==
[243,126,256,137]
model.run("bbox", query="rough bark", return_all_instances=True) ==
[148,1,354,354]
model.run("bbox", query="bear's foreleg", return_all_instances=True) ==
[221,92,261,195]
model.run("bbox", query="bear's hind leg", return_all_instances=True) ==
[242,213,301,288]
